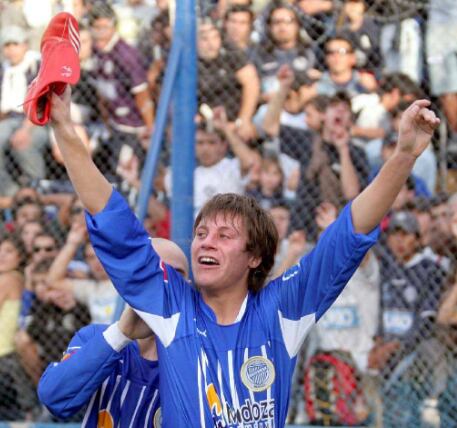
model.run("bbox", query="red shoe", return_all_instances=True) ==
[24,12,81,126]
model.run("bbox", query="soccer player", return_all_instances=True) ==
[37,238,189,427]
[48,85,440,427]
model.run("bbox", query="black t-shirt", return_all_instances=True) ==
[27,300,91,366]
[198,48,248,121]
[278,125,369,238]
[251,43,315,92]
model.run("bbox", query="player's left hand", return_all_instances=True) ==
[397,100,440,158]
[118,306,154,340]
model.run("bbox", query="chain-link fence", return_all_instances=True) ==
[0,0,456,426]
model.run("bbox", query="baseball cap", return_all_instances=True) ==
[388,211,419,235]
[1,26,27,45]
[23,12,81,126]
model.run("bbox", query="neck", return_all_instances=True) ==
[202,286,248,325]
[137,336,157,361]
[330,69,353,84]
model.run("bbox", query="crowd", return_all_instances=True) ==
[0,0,456,425]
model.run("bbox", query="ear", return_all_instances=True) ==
[248,255,262,269]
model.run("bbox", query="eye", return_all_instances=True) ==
[196,231,206,239]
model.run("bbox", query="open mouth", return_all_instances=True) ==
[198,256,220,266]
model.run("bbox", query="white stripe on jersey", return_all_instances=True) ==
[217,360,228,417]
[128,385,146,428]
[228,350,243,428]
[106,375,121,412]
[81,391,98,428]
[119,380,131,407]
[99,377,110,407]
[197,355,206,428]
[261,344,272,422]
[243,348,255,404]
[144,389,159,428]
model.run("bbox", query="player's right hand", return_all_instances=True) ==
[118,306,154,340]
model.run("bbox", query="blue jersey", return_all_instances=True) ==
[86,190,379,427]
[38,324,161,427]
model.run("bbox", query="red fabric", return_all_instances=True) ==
[23,12,81,125]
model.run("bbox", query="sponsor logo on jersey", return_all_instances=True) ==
[225,398,275,425]
[241,356,275,392]
[206,383,223,416]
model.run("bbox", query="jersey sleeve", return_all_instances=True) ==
[85,189,189,346]
[261,202,379,358]
[38,324,122,419]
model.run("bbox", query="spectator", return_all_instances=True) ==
[380,14,423,84]
[18,220,45,257]
[299,34,377,106]
[88,3,154,179]
[247,152,286,209]
[352,72,422,167]
[335,0,382,74]
[223,4,256,57]
[405,197,433,248]
[0,26,48,196]
[137,10,171,104]
[295,92,369,238]
[198,19,260,140]
[251,3,316,103]
[47,222,117,324]
[0,232,30,419]
[15,258,91,393]
[428,193,457,271]
[313,202,380,373]
[166,110,258,216]
[255,67,329,135]
[368,134,431,198]
[20,232,59,329]
[437,268,457,427]
[426,0,457,149]
[369,211,447,427]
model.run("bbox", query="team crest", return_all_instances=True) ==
[241,356,275,392]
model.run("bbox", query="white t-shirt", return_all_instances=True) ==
[315,253,380,372]
[72,279,118,324]
[165,157,247,217]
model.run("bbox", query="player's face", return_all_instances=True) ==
[191,213,260,293]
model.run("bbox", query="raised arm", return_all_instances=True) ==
[262,65,294,138]
[50,88,112,214]
[47,222,87,289]
[351,100,440,234]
